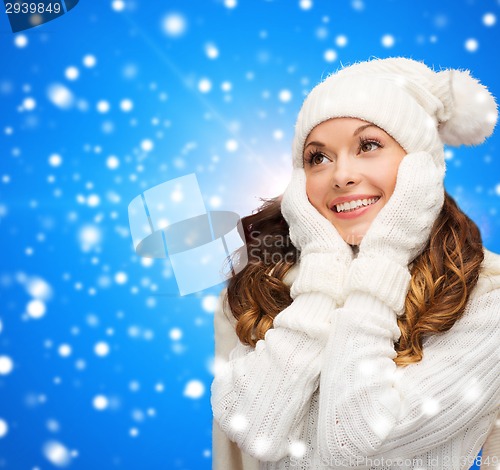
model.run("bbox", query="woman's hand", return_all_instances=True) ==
[281,168,354,302]
[359,151,444,267]
[345,151,445,313]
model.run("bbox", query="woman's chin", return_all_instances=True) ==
[328,219,372,246]
[345,235,363,246]
[339,229,366,246]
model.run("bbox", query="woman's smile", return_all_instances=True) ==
[330,194,381,219]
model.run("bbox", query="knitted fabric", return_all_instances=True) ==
[280,167,353,304]
[211,250,500,470]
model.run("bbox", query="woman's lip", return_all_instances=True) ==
[331,197,380,219]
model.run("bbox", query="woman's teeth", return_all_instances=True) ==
[334,197,380,213]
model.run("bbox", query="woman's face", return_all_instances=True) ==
[303,117,406,245]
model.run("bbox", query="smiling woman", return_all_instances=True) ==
[303,118,406,245]
[211,57,500,470]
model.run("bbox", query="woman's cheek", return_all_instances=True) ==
[306,177,326,210]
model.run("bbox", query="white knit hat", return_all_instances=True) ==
[292,57,498,170]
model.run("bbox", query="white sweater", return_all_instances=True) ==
[211,249,500,470]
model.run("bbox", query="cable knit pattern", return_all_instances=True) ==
[211,292,337,462]
[289,252,351,302]
[344,256,411,314]
[316,289,500,468]
[211,250,500,469]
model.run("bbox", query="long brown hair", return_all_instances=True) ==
[225,192,484,366]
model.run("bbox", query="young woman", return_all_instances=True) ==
[211,57,500,470]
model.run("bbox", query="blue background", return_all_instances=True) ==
[0,0,499,468]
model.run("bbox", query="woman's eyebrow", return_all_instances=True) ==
[304,141,325,149]
[353,124,379,136]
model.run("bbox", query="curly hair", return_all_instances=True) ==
[224,192,484,366]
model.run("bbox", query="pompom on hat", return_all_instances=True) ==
[292,57,498,170]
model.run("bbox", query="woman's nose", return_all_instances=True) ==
[330,156,360,189]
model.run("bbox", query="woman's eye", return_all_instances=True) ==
[310,152,329,165]
[360,141,380,153]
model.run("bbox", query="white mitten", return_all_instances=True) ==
[344,151,445,314]
[281,168,354,303]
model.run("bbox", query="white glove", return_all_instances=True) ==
[281,168,354,303]
[344,151,445,314]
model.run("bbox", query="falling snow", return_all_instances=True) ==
[1,1,499,468]
[335,35,348,47]
[204,43,219,59]
[230,414,248,432]
[198,78,212,93]
[0,356,14,375]
[83,54,97,68]
[184,379,205,399]
[169,327,183,340]
[299,0,313,10]
[65,66,79,80]
[48,153,63,167]
[483,13,496,27]
[93,395,109,410]
[112,0,125,12]
[43,440,72,467]
[465,38,479,52]
[94,341,110,357]
[225,139,238,152]
[14,34,28,48]
[289,440,307,458]
[0,419,8,438]
[162,13,187,37]
[324,49,338,62]
[47,83,74,109]
[27,299,46,319]
[141,139,154,151]
[421,397,441,416]
[381,34,395,47]
[120,99,133,112]
[106,155,120,169]
[58,344,72,357]
[201,295,218,313]
[96,100,110,113]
